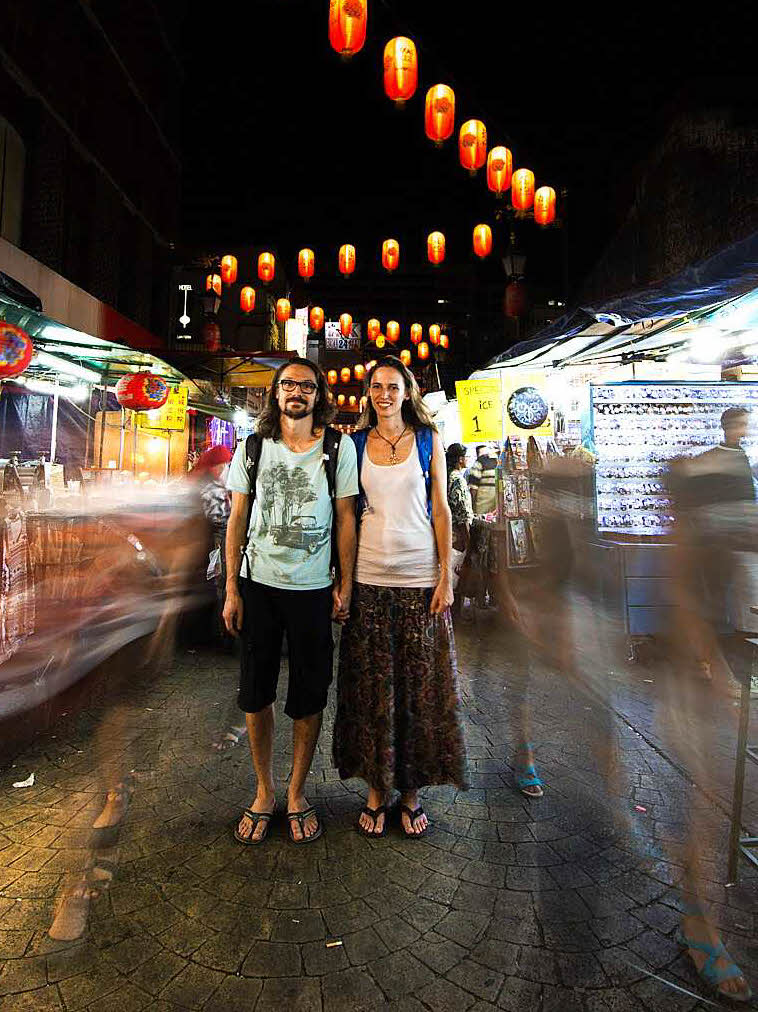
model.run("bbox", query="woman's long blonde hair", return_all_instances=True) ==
[357,355,437,431]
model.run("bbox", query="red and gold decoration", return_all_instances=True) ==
[440,334,449,349]
[337,393,346,406]
[459,118,487,174]
[383,36,417,105]
[424,84,455,145]
[418,341,429,360]
[382,238,400,272]
[399,349,411,366]
[354,363,365,381]
[340,312,353,337]
[534,185,557,226]
[473,223,493,258]
[340,366,352,383]
[220,255,238,285]
[327,369,338,386]
[258,252,275,282]
[386,320,400,344]
[427,231,446,266]
[328,0,367,58]
[348,394,357,407]
[276,298,291,323]
[375,334,386,349]
[115,372,169,411]
[240,286,256,313]
[512,168,535,212]
[338,243,356,276]
[410,323,422,345]
[367,318,381,341]
[309,305,325,331]
[206,273,221,297]
[0,323,33,379]
[298,248,315,280]
[429,323,441,345]
[487,146,513,196]
[203,320,221,352]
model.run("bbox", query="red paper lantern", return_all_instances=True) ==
[339,244,356,276]
[276,298,291,323]
[328,0,367,57]
[337,393,346,406]
[340,367,352,383]
[384,36,417,105]
[375,335,386,349]
[366,359,377,371]
[505,280,527,318]
[340,312,353,337]
[360,395,368,410]
[410,323,423,345]
[512,168,535,212]
[220,255,238,285]
[459,119,487,174]
[382,239,400,272]
[240,286,256,313]
[348,394,357,407]
[258,252,275,282]
[386,320,400,344]
[206,273,221,296]
[367,318,381,341]
[399,349,412,367]
[440,334,449,349]
[429,324,441,345]
[427,231,445,266]
[425,84,455,145]
[418,341,429,361]
[487,146,513,196]
[473,223,493,259]
[309,306,325,331]
[0,323,33,379]
[115,372,169,411]
[534,186,557,226]
[298,248,315,280]
[203,320,221,352]
[354,363,365,381]
[327,369,338,386]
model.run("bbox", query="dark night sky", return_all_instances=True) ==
[179,1,749,304]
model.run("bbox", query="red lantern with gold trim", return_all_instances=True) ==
[339,244,356,277]
[384,36,417,105]
[473,223,493,259]
[440,334,449,349]
[354,363,365,381]
[386,320,400,344]
[367,318,381,341]
[258,252,275,283]
[206,273,221,296]
[534,186,557,226]
[487,146,513,196]
[418,341,429,361]
[203,321,221,353]
[459,119,487,174]
[409,323,422,345]
[309,306,325,332]
[512,169,535,212]
[329,0,367,58]
[382,239,399,272]
[240,286,256,313]
[429,324,441,345]
[276,298,291,323]
[327,369,338,386]
[0,323,33,379]
[427,231,445,266]
[298,248,315,280]
[348,394,357,407]
[399,349,411,367]
[115,372,170,411]
[220,255,238,285]
[337,393,346,406]
[340,312,353,337]
[425,84,455,145]
[340,367,351,383]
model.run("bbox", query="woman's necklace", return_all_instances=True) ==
[372,425,408,464]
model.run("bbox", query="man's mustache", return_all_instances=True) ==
[286,398,306,406]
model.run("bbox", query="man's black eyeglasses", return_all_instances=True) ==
[278,378,317,395]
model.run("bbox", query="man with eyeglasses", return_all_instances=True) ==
[224,358,358,845]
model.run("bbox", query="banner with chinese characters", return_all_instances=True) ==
[136,385,188,431]
[500,370,553,437]
[455,378,502,442]
[325,320,361,351]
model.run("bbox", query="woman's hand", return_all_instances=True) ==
[430,574,454,614]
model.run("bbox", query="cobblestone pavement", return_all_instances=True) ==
[1,612,757,1011]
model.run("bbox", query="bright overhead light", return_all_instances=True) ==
[437,299,448,304]
[33,350,101,383]
[233,410,251,428]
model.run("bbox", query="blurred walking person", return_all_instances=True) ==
[446,442,473,615]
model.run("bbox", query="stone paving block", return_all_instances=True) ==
[128,950,187,996]
[308,880,350,909]
[495,975,541,1011]
[469,937,519,976]
[0,955,47,995]
[0,982,64,1010]
[56,964,123,1010]
[203,973,263,1012]
[410,932,466,975]
[268,881,310,909]
[414,976,476,1012]
[103,934,162,974]
[341,926,389,966]
[82,981,152,1011]
[256,975,322,1012]
[322,899,375,937]
[447,956,504,1002]
[0,932,31,960]
[367,950,435,1001]
[158,962,226,1008]
[480,842,516,867]
[365,882,415,918]
[302,937,350,976]
[505,866,556,892]
[537,888,593,923]
[556,951,608,988]
[436,910,490,948]
[418,872,458,905]
[46,942,102,982]
[373,914,420,953]
[487,915,542,947]
[271,908,326,943]
[460,861,506,889]
[626,928,682,970]
[320,966,383,1011]
[452,881,496,916]
[541,983,586,1011]
[594,946,651,986]
[398,896,447,935]
[242,939,302,977]
[158,915,212,957]
[451,839,485,861]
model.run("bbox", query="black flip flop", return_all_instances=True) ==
[400,804,428,839]
[357,804,388,838]
[234,807,273,846]
[287,806,323,845]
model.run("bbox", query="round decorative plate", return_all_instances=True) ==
[507,386,549,430]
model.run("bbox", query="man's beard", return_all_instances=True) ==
[282,400,314,419]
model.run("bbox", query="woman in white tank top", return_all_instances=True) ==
[333,357,468,838]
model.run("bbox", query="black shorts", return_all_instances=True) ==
[237,579,333,719]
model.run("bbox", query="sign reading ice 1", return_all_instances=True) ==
[455,378,503,441]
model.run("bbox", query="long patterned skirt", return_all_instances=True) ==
[333,583,468,792]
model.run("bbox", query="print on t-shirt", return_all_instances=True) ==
[258,462,330,555]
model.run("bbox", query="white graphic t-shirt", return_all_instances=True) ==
[227,433,358,590]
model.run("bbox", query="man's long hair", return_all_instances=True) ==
[256,357,335,440]
[357,355,437,431]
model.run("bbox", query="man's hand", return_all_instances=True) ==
[223,587,244,635]
[332,579,353,624]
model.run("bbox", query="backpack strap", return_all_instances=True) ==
[351,429,369,520]
[415,426,434,519]
[241,432,263,579]
[322,426,342,579]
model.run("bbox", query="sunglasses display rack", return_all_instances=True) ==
[592,382,758,537]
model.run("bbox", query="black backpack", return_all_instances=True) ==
[241,427,343,579]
